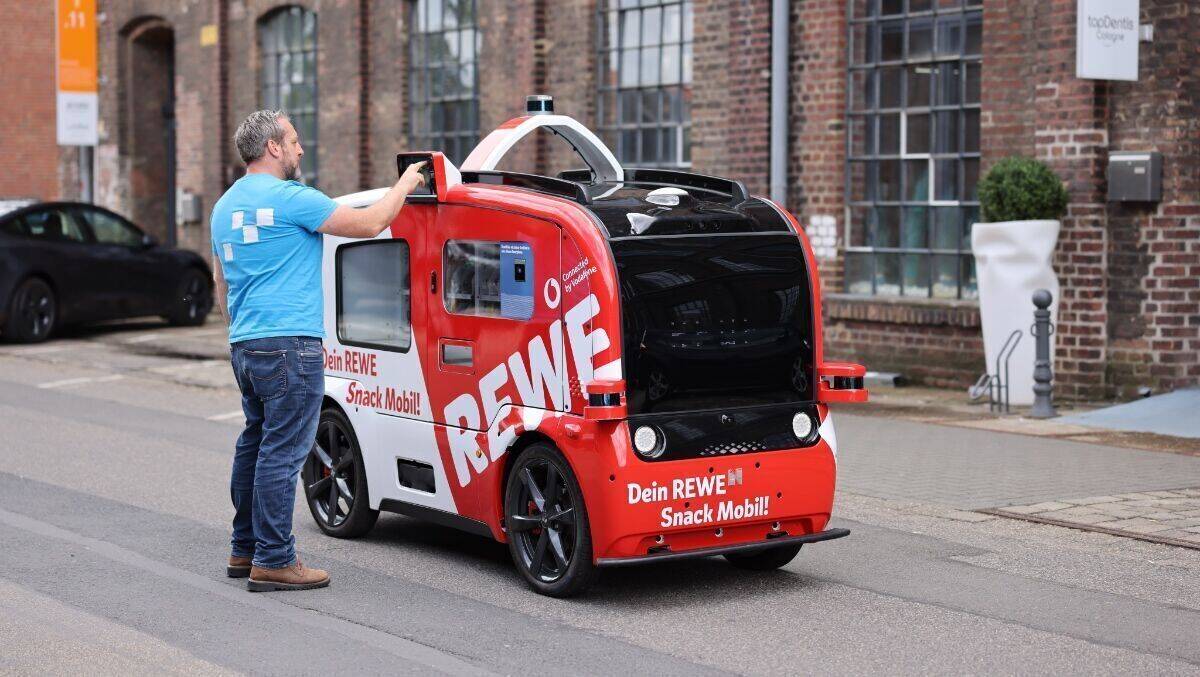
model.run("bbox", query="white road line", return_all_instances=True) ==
[205,410,244,421]
[2,345,70,355]
[149,360,225,374]
[37,374,125,389]
[124,334,163,344]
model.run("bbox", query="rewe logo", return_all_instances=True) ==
[443,293,610,486]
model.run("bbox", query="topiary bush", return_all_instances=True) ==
[977,157,1068,223]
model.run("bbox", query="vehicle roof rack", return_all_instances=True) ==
[560,167,749,205]
[460,170,591,205]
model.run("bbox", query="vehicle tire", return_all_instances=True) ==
[302,407,379,538]
[724,543,802,571]
[3,278,56,344]
[166,269,212,326]
[504,443,597,597]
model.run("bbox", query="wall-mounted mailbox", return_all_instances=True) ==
[1107,151,1162,203]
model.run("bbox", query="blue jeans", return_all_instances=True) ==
[228,336,324,568]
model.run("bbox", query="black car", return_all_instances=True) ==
[0,201,213,343]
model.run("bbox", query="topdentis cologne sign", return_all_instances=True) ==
[56,0,99,145]
[1076,0,1139,81]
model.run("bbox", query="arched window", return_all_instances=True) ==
[408,0,480,164]
[259,6,319,186]
[597,0,693,168]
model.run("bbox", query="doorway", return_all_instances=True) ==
[121,19,176,246]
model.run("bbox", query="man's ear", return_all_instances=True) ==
[265,139,282,159]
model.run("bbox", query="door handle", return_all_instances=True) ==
[430,270,437,294]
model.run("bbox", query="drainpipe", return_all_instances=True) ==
[769,0,789,204]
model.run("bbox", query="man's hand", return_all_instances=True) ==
[399,160,428,193]
[318,161,429,239]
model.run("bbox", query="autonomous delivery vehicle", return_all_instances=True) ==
[304,96,867,596]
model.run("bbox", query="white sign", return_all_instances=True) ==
[56,92,99,146]
[1076,0,1139,81]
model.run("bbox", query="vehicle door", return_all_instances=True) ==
[74,206,166,318]
[18,207,100,322]
[423,205,565,489]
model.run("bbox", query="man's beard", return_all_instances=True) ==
[283,157,302,181]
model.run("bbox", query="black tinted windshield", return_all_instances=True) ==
[612,234,816,415]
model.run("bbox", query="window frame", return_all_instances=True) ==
[408,0,481,165]
[844,0,983,300]
[596,0,694,168]
[335,239,414,354]
[258,6,320,187]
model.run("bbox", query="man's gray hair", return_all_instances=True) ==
[234,109,289,164]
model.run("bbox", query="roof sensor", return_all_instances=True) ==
[526,94,554,115]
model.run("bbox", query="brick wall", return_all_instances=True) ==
[0,3,60,201]
[14,0,1196,396]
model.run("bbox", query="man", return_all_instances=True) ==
[211,109,426,591]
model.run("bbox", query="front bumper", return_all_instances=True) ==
[596,527,849,566]
[579,409,839,561]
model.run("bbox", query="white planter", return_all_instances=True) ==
[971,219,1060,406]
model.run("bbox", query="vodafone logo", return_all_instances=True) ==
[543,278,561,309]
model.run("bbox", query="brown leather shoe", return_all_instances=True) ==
[246,560,330,592]
[227,555,252,578]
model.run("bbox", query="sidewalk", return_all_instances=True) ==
[859,384,1199,457]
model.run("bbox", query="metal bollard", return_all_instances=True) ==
[1030,289,1057,418]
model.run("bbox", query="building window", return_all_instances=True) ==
[337,241,412,352]
[409,0,480,165]
[259,6,319,187]
[597,0,693,168]
[845,0,982,299]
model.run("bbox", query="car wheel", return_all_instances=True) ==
[3,278,56,344]
[504,443,597,597]
[302,407,379,538]
[167,269,212,326]
[724,543,802,571]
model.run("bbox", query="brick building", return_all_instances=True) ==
[6,0,1197,398]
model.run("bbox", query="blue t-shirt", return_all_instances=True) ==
[210,174,338,343]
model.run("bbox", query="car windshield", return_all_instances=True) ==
[611,233,816,415]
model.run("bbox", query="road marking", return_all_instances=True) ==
[149,360,225,375]
[37,374,124,389]
[124,334,163,344]
[0,508,493,676]
[2,345,69,355]
[206,410,244,421]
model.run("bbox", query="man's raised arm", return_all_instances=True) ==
[317,161,427,239]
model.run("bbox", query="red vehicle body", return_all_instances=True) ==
[305,99,867,596]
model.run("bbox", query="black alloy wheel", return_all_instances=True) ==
[3,278,56,344]
[167,269,212,326]
[504,444,596,597]
[303,407,378,538]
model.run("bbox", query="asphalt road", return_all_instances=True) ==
[1,325,1199,675]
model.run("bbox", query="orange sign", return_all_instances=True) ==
[56,0,97,93]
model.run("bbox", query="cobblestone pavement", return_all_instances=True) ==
[983,489,1200,549]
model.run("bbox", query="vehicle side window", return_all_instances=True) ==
[337,240,411,352]
[83,209,144,246]
[443,240,534,320]
[23,209,88,243]
[0,216,26,237]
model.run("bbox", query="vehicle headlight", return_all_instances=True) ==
[792,411,816,441]
[633,425,664,458]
